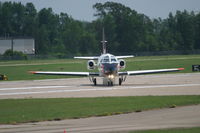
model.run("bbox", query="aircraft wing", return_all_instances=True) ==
[30,71,99,76]
[118,68,184,76]
[74,56,99,60]
[74,55,134,60]
[116,55,134,59]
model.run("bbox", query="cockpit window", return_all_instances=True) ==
[111,56,117,62]
[103,56,109,63]
[101,55,117,63]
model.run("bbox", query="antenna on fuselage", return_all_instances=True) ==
[101,28,107,54]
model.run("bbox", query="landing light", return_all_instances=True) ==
[108,74,114,79]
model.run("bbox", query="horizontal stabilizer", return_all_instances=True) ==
[116,55,134,59]
[74,56,99,60]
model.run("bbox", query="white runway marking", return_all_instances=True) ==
[0,61,81,67]
[127,84,200,89]
[0,83,200,96]
[0,86,70,91]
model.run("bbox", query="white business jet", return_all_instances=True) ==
[30,29,184,86]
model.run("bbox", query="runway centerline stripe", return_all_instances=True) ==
[0,84,200,96]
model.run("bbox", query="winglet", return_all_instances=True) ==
[178,68,184,71]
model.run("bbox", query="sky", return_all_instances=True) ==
[2,0,200,21]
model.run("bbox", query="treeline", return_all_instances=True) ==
[0,1,200,56]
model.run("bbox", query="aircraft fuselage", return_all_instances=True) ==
[95,53,122,85]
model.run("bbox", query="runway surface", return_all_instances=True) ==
[0,73,200,99]
[0,105,200,133]
[0,73,200,133]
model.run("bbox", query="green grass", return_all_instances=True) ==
[0,54,200,81]
[125,55,200,71]
[0,59,85,80]
[128,127,200,133]
[0,96,200,124]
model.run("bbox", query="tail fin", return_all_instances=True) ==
[101,28,107,54]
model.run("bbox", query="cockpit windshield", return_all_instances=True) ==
[103,56,109,63]
[111,56,117,62]
[101,55,117,63]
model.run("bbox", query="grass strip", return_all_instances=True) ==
[0,55,200,81]
[128,127,200,133]
[0,96,200,124]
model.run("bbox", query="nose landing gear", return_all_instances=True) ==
[89,76,126,86]
[103,77,114,86]
[107,81,113,86]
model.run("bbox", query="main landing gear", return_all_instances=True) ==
[119,78,122,85]
[93,78,97,86]
[119,76,127,86]
[89,77,97,86]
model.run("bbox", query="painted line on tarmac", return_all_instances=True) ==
[0,62,82,67]
[127,84,200,89]
[0,88,115,96]
[0,83,200,96]
[0,86,72,91]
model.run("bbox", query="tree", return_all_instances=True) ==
[3,49,27,60]
[175,10,195,50]
[93,2,152,53]
[194,13,200,49]
[0,1,200,57]
[23,3,37,36]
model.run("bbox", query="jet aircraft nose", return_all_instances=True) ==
[103,63,118,74]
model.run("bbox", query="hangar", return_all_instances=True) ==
[0,38,35,55]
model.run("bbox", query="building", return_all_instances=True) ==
[0,38,35,55]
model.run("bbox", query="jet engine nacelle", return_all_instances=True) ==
[87,60,96,70]
[119,59,126,70]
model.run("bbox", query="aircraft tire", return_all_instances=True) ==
[93,78,97,86]
[119,78,122,85]
[107,82,110,86]
[111,81,113,86]
[108,81,113,86]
